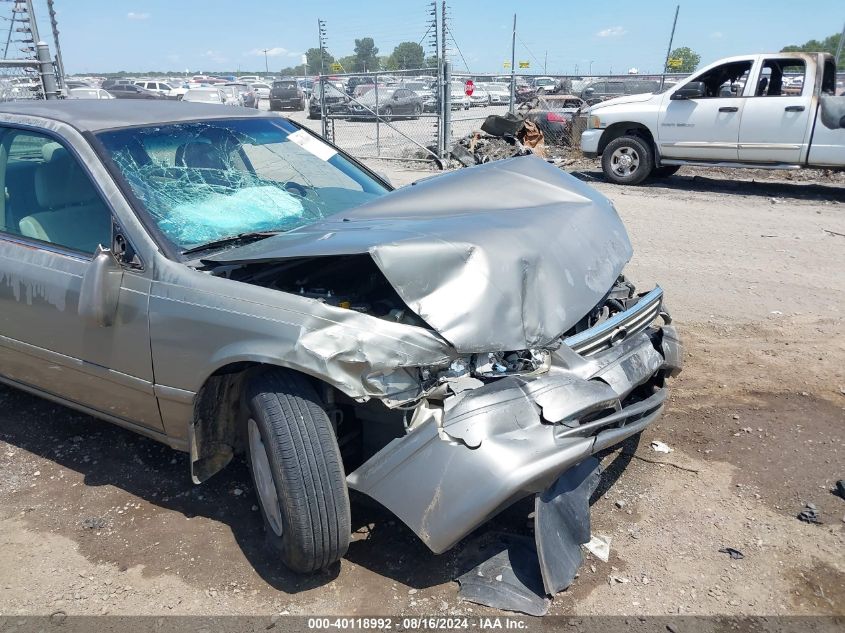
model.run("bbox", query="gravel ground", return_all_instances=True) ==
[0,149,843,617]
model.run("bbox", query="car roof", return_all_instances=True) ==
[0,100,271,132]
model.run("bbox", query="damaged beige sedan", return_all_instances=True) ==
[0,101,681,599]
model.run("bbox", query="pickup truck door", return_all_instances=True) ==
[0,127,163,431]
[657,59,754,161]
[737,57,813,164]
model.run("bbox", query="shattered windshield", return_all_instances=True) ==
[97,118,388,254]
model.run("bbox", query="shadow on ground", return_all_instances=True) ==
[0,383,637,593]
[571,169,845,202]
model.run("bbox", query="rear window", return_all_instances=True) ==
[273,81,297,90]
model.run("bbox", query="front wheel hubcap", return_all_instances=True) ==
[610,146,640,177]
[248,419,284,537]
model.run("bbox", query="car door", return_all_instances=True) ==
[0,126,163,431]
[737,57,813,164]
[658,58,754,161]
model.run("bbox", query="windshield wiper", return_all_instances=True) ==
[182,231,281,256]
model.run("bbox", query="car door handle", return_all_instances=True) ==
[719,106,739,113]
[784,105,805,112]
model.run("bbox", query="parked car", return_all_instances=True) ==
[0,100,680,585]
[347,87,423,120]
[224,82,258,108]
[468,85,489,107]
[345,76,374,96]
[101,78,135,90]
[107,84,164,100]
[219,86,241,106]
[579,78,660,105]
[307,83,349,119]
[250,82,271,100]
[581,52,845,184]
[269,78,304,111]
[237,75,260,84]
[449,83,471,110]
[531,76,557,94]
[481,82,510,105]
[134,81,175,97]
[67,87,114,100]
[523,94,586,145]
[181,88,226,104]
[64,80,92,90]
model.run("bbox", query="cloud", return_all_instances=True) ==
[246,47,288,57]
[127,12,150,20]
[597,26,626,37]
[287,51,303,58]
[710,31,723,39]
[202,50,227,64]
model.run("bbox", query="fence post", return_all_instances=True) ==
[374,72,380,157]
[36,41,57,100]
[319,74,327,138]
[442,61,451,156]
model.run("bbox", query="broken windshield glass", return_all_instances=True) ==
[97,117,389,253]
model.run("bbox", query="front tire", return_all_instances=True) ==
[601,135,654,185]
[245,369,350,573]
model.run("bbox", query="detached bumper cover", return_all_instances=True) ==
[580,128,602,157]
[348,294,682,554]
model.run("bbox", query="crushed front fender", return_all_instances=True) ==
[347,312,680,554]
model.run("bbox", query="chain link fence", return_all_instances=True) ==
[313,69,698,163]
[316,68,442,163]
[0,60,44,100]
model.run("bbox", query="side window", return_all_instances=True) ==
[689,60,753,98]
[755,58,806,96]
[821,59,836,95]
[0,130,112,254]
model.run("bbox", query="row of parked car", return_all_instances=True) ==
[63,76,277,108]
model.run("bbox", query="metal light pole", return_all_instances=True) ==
[589,60,594,75]
[508,13,516,113]
[262,48,270,74]
[660,5,680,89]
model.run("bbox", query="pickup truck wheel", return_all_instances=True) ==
[245,369,350,573]
[651,165,680,178]
[602,135,654,185]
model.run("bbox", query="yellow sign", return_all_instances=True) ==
[518,61,530,69]
[503,61,511,69]
[330,63,343,72]
[667,58,682,68]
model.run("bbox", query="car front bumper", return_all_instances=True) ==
[580,128,602,157]
[348,287,682,554]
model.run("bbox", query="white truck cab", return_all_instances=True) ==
[581,52,845,184]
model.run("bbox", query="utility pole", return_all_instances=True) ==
[441,0,451,151]
[317,19,327,75]
[317,18,328,138]
[262,48,270,74]
[508,13,516,113]
[836,20,845,66]
[544,50,547,74]
[660,4,680,89]
[45,0,64,86]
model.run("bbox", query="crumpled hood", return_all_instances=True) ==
[209,156,632,352]
[589,92,657,111]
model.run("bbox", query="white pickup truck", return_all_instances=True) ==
[581,52,845,184]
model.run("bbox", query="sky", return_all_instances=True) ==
[28,0,845,75]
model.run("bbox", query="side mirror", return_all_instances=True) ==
[78,246,123,328]
[671,81,706,100]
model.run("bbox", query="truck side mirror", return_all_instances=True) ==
[671,81,706,100]
[78,245,123,327]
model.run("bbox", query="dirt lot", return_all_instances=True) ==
[0,164,843,618]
